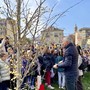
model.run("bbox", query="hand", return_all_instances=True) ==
[53,64,58,69]
[58,61,63,64]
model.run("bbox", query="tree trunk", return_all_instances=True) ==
[16,0,21,89]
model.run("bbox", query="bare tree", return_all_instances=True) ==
[0,0,84,44]
[0,0,84,89]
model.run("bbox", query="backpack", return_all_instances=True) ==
[79,56,88,70]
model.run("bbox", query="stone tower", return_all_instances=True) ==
[74,24,78,45]
[74,24,78,32]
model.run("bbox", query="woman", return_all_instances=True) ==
[43,47,54,89]
[0,52,10,90]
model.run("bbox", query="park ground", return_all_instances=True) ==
[45,72,90,90]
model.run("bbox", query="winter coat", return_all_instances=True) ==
[0,59,10,82]
[43,53,54,71]
[55,56,64,72]
[58,43,78,77]
[21,58,28,76]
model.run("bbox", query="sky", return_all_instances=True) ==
[0,0,90,36]
[45,0,90,36]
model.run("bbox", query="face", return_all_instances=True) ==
[7,47,13,54]
[62,40,67,48]
[1,54,8,61]
[5,38,9,43]
[49,47,53,53]
[22,51,28,58]
[27,50,33,57]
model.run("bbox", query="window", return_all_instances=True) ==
[54,33,58,37]
[86,31,90,37]
[59,33,62,35]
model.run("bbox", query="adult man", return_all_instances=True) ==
[54,36,78,90]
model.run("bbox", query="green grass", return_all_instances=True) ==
[82,72,90,90]
[45,72,90,90]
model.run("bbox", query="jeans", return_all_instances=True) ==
[58,72,65,87]
[21,75,35,89]
[65,75,78,90]
[28,76,35,86]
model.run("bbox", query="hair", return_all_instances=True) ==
[0,52,6,58]
[60,48,63,56]
[5,36,9,40]
[63,36,73,43]
[7,45,13,50]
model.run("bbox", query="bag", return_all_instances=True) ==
[39,84,45,90]
[36,75,41,90]
[79,57,88,70]
[51,68,55,78]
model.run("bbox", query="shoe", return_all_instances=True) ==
[61,87,65,89]
[59,86,61,88]
[48,85,54,89]
[31,85,35,90]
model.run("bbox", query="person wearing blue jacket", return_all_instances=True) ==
[54,36,78,90]
[54,50,65,89]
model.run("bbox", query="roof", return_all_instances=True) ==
[79,28,90,31]
[0,17,15,21]
[42,26,64,32]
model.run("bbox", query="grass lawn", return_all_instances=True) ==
[45,72,90,90]
[82,72,90,90]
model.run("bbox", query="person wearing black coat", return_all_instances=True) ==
[54,36,78,90]
[42,47,55,89]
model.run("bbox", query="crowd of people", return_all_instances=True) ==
[0,36,90,90]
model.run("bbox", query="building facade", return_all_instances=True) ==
[41,26,64,46]
[0,19,7,38]
[79,28,90,48]
[74,25,90,48]
[0,18,17,44]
